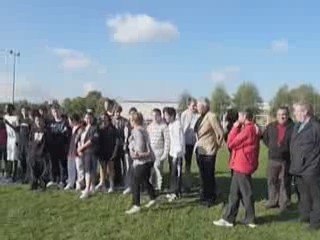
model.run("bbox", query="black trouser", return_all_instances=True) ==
[267,160,291,209]
[19,142,29,181]
[196,154,216,202]
[224,172,255,224]
[114,147,125,186]
[49,151,67,184]
[30,155,49,189]
[185,145,194,173]
[169,157,183,196]
[0,145,7,176]
[296,175,320,228]
[132,161,156,206]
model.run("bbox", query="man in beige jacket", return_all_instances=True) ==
[194,98,224,207]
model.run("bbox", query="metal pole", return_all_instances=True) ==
[12,53,16,105]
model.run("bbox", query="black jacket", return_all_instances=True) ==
[99,124,119,160]
[263,119,294,162]
[29,126,48,158]
[77,125,100,156]
[289,118,320,176]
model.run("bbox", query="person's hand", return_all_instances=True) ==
[77,147,83,156]
[233,121,241,128]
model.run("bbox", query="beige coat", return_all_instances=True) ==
[195,112,224,156]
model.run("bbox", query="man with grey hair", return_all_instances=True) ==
[290,102,320,230]
[194,97,224,207]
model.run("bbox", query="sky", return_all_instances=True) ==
[0,0,319,103]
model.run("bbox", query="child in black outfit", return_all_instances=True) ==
[29,115,49,191]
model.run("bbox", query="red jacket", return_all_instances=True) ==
[227,122,260,175]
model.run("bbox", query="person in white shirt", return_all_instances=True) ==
[180,98,199,192]
[164,107,185,202]
[147,108,170,191]
[3,104,19,182]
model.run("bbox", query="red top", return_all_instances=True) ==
[277,123,286,146]
[0,128,7,146]
[227,122,260,175]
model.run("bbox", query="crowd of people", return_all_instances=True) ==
[0,98,319,230]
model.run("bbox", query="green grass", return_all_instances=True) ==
[1,145,320,240]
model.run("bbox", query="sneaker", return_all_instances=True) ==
[168,194,178,203]
[80,190,90,199]
[247,223,258,229]
[46,181,58,188]
[107,187,114,194]
[64,184,73,190]
[95,183,106,192]
[123,188,131,195]
[166,193,173,199]
[125,205,141,215]
[145,200,156,208]
[213,219,234,228]
[76,184,82,191]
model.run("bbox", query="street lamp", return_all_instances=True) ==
[9,50,20,105]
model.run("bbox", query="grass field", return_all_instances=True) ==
[1,145,320,240]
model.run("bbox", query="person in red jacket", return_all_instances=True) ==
[214,109,260,228]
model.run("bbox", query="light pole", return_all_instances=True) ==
[9,50,20,105]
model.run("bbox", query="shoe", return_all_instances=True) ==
[166,194,173,199]
[107,187,114,193]
[123,188,131,195]
[80,190,90,199]
[168,194,178,203]
[265,203,279,209]
[64,184,73,190]
[213,219,234,228]
[145,200,156,208]
[95,183,106,192]
[125,205,141,215]
[247,223,258,229]
[46,181,58,188]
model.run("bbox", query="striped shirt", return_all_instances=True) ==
[147,122,170,161]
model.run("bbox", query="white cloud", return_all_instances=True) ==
[211,66,240,82]
[106,14,179,43]
[83,82,96,95]
[0,73,52,102]
[271,39,288,53]
[52,48,91,70]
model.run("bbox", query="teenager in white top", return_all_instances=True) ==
[164,107,185,202]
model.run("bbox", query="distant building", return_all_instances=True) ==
[118,99,179,121]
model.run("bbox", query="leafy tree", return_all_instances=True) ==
[211,84,231,117]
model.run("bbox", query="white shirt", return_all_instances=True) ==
[169,120,186,158]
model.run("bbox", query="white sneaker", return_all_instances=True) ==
[213,219,234,228]
[166,193,173,199]
[107,187,114,193]
[145,200,156,208]
[64,184,73,190]
[123,188,131,195]
[80,190,90,199]
[247,223,257,229]
[168,194,178,203]
[95,183,106,192]
[46,181,58,188]
[125,205,141,215]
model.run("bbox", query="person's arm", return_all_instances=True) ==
[4,118,19,132]
[227,124,254,150]
[78,127,99,153]
[262,124,270,147]
[110,128,120,160]
[209,113,224,147]
[131,130,151,159]
[160,125,170,161]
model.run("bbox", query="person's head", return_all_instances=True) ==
[164,107,176,124]
[197,98,210,115]
[68,113,81,127]
[21,106,28,117]
[5,104,15,115]
[238,108,254,124]
[114,106,123,119]
[129,107,138,116]
[84,112,94,126]
[293,102,313,123]
[51,105,61,119]
[34,114,43,128]
[188,98,197,113]
[152,108,162,124]
[103,112,112,126]
[130,112,144,128]
[277,106,290,125]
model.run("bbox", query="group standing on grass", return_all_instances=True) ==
[0,98,319,230]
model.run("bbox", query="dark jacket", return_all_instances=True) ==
[289,118,320,176]
[29,126,48,158]
[99,124,119,160]
[263,119,294,162]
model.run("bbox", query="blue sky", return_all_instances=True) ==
[0,0,319,102]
